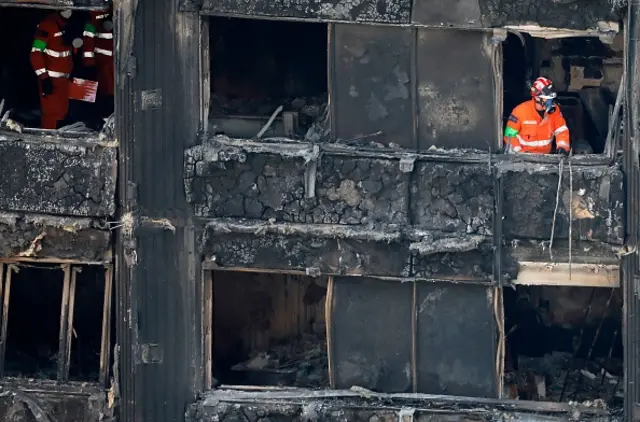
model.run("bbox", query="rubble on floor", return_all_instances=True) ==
[230,333,328,388]
[505,352,623,406]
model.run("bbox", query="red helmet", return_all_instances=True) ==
[530,77,557,100]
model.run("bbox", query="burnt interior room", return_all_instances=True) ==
[502,32,623,154]
[211,271,329,388]
[503,285,623,406]
[0,7,111,131]
[2,264,106,381]
[208,16,328,139]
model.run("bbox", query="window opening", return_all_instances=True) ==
[0,262,113,384]
[503,285,623,407]
[207,17,328,140]
[206,270,329,388]
[0,6,114,133]
[502,33,624,156]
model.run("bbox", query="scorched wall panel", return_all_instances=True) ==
[332,24,415,149]
[416,29,498,151]
[0,141,116,217]
[331,276,413,392]
[415,282,497,397]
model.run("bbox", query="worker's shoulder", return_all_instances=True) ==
[510,100,533,116]
[38,14,59,29]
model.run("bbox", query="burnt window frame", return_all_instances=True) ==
[199,14,331,141]
[0,260,114,386]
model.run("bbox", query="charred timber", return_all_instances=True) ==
[0,213,110,262]
[0,139,116,218]
[187,388,618,422]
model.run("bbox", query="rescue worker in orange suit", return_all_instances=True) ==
[30,10,75,129]
[504,77,571,155]
[81,6,114,119]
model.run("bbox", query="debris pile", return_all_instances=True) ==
[231,333,328,388]
[505,352,623,406]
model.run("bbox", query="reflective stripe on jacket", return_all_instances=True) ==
[30,13,73,79]
[503,99,570,154]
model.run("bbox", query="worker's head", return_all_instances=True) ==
[59,10,73,19]
[530,77,557,113]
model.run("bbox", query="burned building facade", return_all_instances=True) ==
[0,0,638,421]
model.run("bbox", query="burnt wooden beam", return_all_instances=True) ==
[57,265,72,382]
[99,265,113,387]
[0,265,17,378]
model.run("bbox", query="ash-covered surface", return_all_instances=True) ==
[0,213,110,261]
[501,164,624,244]
[185,144,409,225]
[478,0,622,30]
[0,383,113,422]
[230,333,329,388]
[0,141,116,217]
[412,162,493,234]
[201,0,411,22]
[412,247,493,280]
[188,387,618,422]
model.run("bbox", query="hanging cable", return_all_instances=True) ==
[549,157,565,260]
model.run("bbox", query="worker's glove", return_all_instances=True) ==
[556,148,569,156]
[41,77,53,96]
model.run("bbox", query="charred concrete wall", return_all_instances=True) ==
[198,0,622,31]
[0,140,116,218]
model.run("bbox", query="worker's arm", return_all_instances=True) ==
[552,111,570,153]
[30,22,51,79]
[503,113,522,153]
[82,19,97,67]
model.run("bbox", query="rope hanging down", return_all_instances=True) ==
[548,156,573,278]
[549,157,564,260]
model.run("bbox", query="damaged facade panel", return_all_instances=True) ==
[411,0,621,31]
[201,227,412,277]
[500,163,624,244]
[416,29,498,151]
[184,140,409,224]
[0,141,116,217]
[0,213,110,261]
[199,0,411,23]
[411,242,494,280]
[332,24,415,149]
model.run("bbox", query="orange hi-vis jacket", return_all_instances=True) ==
[82,11,114,96]
[30,13,73,80]
[504,99,570,154]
